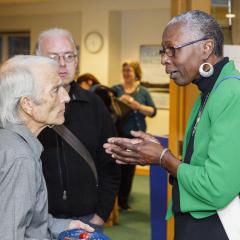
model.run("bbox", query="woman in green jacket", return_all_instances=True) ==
[104,10,240,240]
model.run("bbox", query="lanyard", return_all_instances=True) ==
[191,92,210,137]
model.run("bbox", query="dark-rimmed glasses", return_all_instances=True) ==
[48,53,77,63]
[159,37,208,57]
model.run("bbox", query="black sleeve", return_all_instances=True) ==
[94,99,121,221]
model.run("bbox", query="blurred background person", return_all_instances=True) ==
[77,73,126,123]
[112,60,157,210]
[77,73,100,91]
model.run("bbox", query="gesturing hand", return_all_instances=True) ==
[103,131,164,165]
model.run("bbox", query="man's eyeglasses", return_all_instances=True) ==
[159,37,208,58]
[48,53,77,63]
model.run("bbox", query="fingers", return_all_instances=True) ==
[130,131,152,141]
[108,138,140,153]
[131,131,160,144]
[113,153,139,164]
[68,220,94,232]
[107,137,135,144]
[116,160,128,165]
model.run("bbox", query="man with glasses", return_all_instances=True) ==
[35,28,120,234]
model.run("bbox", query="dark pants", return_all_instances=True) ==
[174,213,229,240]
[118,164,136,208]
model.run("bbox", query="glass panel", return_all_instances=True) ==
[211,0,232,44]
[0,36,2,63]
[212,0,228,7]
[8,35,30,58]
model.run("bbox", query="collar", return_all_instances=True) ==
[193,57,229,94]
[3,122,43,160]
[68,81,91,102]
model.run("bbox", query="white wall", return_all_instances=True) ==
[120,9,171,136]
[0,12,82,54]
[0,0,171,136]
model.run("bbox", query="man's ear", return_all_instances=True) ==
[202,39,214,59]
[19,96,33,116]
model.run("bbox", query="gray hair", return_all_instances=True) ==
[167,10,224,57]
[0,55,57,127]
[35,28,78,55]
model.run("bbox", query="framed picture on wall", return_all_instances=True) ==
[140,44,170,109]
[148,89,169,110]
[140,44,169,85]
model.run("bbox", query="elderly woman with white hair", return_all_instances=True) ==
[0,55,93,239]
[104,10,240,239]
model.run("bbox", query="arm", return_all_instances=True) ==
[137,89,157,117]
[119,95,155,117]
[137,103,155,117]
[0,156,37,240]
[177,84,240,212]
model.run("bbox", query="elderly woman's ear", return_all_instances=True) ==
[202,39,215,60]
[19,96,33,116]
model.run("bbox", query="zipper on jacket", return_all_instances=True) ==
[63,190,67,200]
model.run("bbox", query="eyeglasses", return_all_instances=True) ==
[159,37,208,57]
[48,53,77,63]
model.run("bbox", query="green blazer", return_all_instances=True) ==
[167,61,240,220]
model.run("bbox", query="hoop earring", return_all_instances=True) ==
[199,62,214,78]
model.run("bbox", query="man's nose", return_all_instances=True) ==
[59,56,67,67]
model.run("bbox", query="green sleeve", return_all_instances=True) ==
[178,80,240,213]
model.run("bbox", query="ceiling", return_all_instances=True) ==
[0,0,53,4]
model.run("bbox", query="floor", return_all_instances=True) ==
[105,175,151,240]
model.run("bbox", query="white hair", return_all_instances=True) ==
[167,10,224,57]
[0,55,57,127]
[35,28,78,55]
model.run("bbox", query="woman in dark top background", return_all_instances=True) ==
[112,60,156,210]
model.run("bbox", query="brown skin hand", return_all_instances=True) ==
[104,131,181,177]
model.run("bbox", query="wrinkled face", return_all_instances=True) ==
[122,65,136,83]
[161,22,207,86]
[31,65,70,126]
[39,35,78,86]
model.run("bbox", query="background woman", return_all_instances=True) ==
[112,60,156,210]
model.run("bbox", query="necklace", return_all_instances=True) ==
[123,82,140,94]
[192,92,210,136]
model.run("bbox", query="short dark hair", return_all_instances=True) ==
[77,73,100,86]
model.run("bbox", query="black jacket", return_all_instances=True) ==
[38,81,120,221]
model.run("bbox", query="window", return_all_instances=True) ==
[0,32,30,64]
